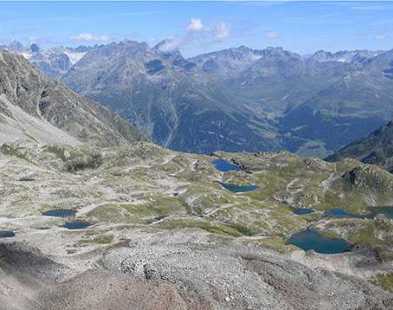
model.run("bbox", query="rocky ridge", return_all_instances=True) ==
[328,121,393,172]
[0,50,143,146]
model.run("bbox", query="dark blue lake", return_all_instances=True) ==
[0,230,15,238]
[212,159,240,172]
[292,208,314,215]
[43,209,77,218]
[288,229,352,254]
[220,182,257,193]
[323,208,363,219]
[367,207,393,219]
[63,221,91,230]
[323,207,393,220]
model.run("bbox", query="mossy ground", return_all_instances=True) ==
[372,273,393,292]
[80,233,114,245]
[5,142,393,261]
[157,218,255,237]
[253,236,296,254]
[87,194,188,224]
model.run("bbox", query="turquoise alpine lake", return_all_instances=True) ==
[212,159,240,172]
[292,208,314,215]
[63,221,91,230]
[43,209,77,218]
[324,208,363,219]
[288,229,352,254]
[220,182,257,193]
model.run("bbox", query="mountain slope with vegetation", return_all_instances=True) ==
[60,41,393,156]
[6,40,393,156]
[327,120,393,172]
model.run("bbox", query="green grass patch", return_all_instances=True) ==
[372,273,393,292]
[348,222,383,247]
[158,218,259,237]
[255,236,294,254]
[88,195,188,224]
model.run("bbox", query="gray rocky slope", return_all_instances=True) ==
[0,50,143,146]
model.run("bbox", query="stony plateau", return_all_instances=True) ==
[2,140,393,309]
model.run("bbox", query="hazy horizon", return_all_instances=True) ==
[1,1,393,57]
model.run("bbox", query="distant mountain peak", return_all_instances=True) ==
[310,49,384,64]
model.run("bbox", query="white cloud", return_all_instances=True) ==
[265,31,280,40]
[214,22,230,40]
[156,38,183,51]
[158,20,231,52]
[71,33,111,43]
[187,18,204,32]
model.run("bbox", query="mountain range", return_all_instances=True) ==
[3,40,393,156]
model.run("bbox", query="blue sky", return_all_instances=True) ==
[1,1,393,56]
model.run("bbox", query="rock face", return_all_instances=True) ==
[0,50,144,146]
[328,121,393,172]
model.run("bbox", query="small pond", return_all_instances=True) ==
[292,208,314,215]
[220,182,257,193]
[0,230,15,238]
[288,229,352,254]
[367,207,393,219]
[323,208,363,219]
[42,209,77,218]
[322,207,393,220]
[212,159,240,172]
[63,221,91,230]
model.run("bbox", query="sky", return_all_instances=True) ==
[1,1,393,56]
